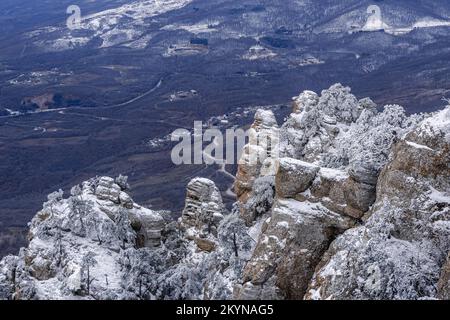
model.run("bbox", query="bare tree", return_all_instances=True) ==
[232,232,238,258]
[81,252,97,296]
[116,208,130,250]
[54,227,66,268]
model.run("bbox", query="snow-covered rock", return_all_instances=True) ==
[235,109,279,224]
[236,198,355,299]
[305,107,450,300]
[234,85,446,300]
[275,158,319,198]
[95,177,121,203]
[0,176,164,299]
[180,178,225,252]
[1,86,448,301]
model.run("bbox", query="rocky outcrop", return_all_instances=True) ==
[0,175,250,301]
[0,176,165,299]
[93,176,164,248]
[235,84,428,300]
[275,158,319,198]
[235,110,279,205]
[237,199,355,299]
[234,109,280,226]
[292,90,319,114]
[306,107,450,300]
[95,177,122,203]
[280,84,367,162]
[180,178,225,252]
[1,84,448,301]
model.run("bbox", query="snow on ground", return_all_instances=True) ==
[428,187,450,205]
[161,21,220,34]
[388,18,450,35]
[319,167,349,181]
[31,0,194,51]
[33,36,91,52]
[279,157,319,170]
[405,140,434,151]
[100,28,142,48]
[419,106,450,141]
[274,198,342,224]
[122,34,153,49]
[242,45,277,61]
[362,16,450,35]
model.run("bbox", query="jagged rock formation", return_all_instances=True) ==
[1,84,449,300]
[234,109,280,226]
[235,110,279,208]
[0,176,165,299]
[306,107,450,300]
[0,176,253,300]
[180,178,225,252]
[234,84,448,300]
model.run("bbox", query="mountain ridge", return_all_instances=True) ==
[1,83,449,300]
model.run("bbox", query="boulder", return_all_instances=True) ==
[237,198,354,299]
[275,158,319,198]
[180,178,225,251]
[95,177,121,203]
[194,238,216,252]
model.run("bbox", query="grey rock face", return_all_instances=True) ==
[341,178,376,218]
[132,209,165,248]
[235,110,279,205]
[180,178,225,251]
[438,254,450,300]
[0,176,165,300]
[348,162,379,185]
[275,158,320,198]
[310,168,348,214]
[238,198,355,299]
[306,107,450,300]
